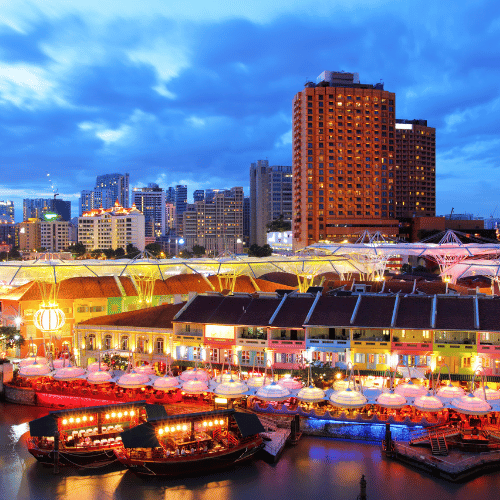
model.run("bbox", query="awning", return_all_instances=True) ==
[29,414,58,437]
[120,423,160,449]
[232,412,265,438]
[145,404,168,420]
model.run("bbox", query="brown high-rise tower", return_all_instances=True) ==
[292,71,399,249]
[394,119,436,218]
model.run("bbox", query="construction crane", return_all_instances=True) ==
[46,173,59,199]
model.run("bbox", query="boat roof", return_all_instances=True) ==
[47,400,148,417]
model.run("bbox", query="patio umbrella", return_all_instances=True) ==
[376,390,407,409]
[214,376,250,398]
[19,363,52,378]
[473,385,500,401]
[53,366,86,382]
[116,371,150,389]
[451,393,492,416]
[181,377,209,394]
[413,391,444,412]
[87,369,113,384]
[436,383,466,400]
[330,387,367,409]
[395,379,427,398]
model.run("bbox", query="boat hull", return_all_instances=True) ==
[114,438,263,476]
[28,440,119,467]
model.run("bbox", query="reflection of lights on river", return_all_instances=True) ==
[10,423,29,444]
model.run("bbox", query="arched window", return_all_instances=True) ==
[86,334,96,350]
[137,336,148,354]
[120,335,129,351]
[104,334,112,350]
[155,337,164,354]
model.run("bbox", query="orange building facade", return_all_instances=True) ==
[292,72,399,249]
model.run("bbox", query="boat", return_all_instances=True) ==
[27,401,168,467]
[113,409,265,476]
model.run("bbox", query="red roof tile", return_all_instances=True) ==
[78,302,185,329]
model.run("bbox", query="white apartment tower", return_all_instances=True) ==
[78,201,145,251]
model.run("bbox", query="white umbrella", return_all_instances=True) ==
[376,390,407,409]
[297,385,326,403]
[256,381,291,401]
[116,371,150,389]
[53,366,86,382]
[87,370,113,385]
[473,385,500,401]
[413,391,444,412]
[180,367,209,381]
[87,362,110,372]
[279,376,303,390]
[395,380,427,398]
[181,378,209,394]
[20,356,49,367]
[135,364,156,376]
[330,387,367,409]
[153,375,180,390]
[19,363,52,378]
[214,377,249,398]
[436,384,466,400]
[451,393,492,416]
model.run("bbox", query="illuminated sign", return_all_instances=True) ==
[43,212,59,221]
[205,324,234,340]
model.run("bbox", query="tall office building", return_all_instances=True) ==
[394,119,436,218]
[292,70,399,248]
[23,198,71,221]
[193,190,205,202]
[132,183,166,238]
[0,217,15,247]
[182,187,244,255]
[40,220,70,252]
[0,201,14,221]
[165,187,176,204]
[250,160,292,246]
[80,188,114,216]
[243,197,250,247]
[95,173,129,208]
[18,218,42,251]
[174,185,188,232]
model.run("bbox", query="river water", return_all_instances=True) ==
[2,401,500,500]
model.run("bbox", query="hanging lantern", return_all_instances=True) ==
[33,304,65,332]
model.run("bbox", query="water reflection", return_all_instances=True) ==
[2,402,500,500]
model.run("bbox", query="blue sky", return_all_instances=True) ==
[0,0,499,221]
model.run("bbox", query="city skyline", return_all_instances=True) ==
[0,1,497,221]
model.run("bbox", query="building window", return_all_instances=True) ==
[156,337,164,354]
[103,334,112,350]
[120,335,129,351]
[86,334,96,350]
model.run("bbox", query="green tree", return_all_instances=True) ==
[248,244,273,257]
[266,215,291,233]
[125,244,141,258]
[192,245,206,257]
[66,242,86,257]
[145,242,162,257]
[114,247,125,258]
[0,326,25,350]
